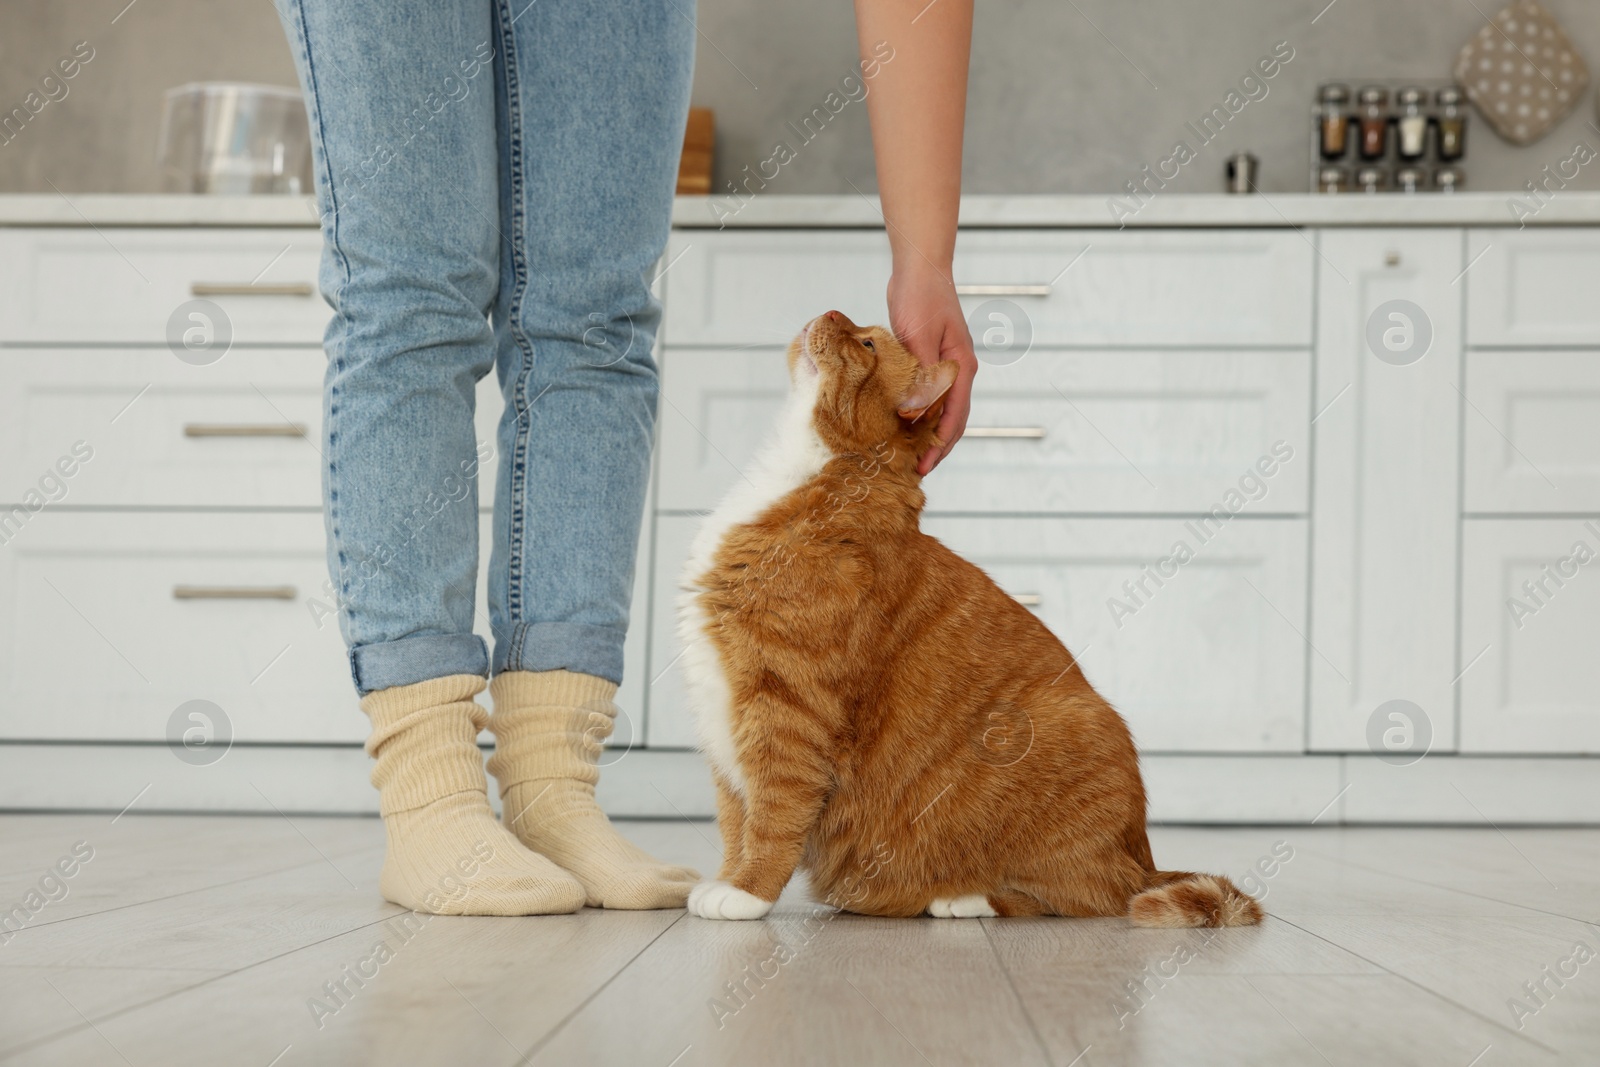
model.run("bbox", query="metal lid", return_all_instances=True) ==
[1436,86,1463,106]
[1397,86,1426,107]
[1358,86,1390,105]
[1319,83,1351,103]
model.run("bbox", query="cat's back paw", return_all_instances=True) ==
[928,894,998,918]
[688,880,774,920]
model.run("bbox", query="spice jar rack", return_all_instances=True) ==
[1311,80,1468,193]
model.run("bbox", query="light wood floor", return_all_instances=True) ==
[0,815,1596,1066]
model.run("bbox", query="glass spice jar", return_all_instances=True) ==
[1435,87,1467,162]
[1318,83,1352,160]
[1396,87,1429,162]
[1358,86,1390,161]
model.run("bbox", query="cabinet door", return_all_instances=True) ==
[1309,230,1464,752]
[1463,350,1600,514]
[648,514,1307,752]
[1465,230,1600,347]
[1460,520,1600,753]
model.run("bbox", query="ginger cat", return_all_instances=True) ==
[678,311,1262,927]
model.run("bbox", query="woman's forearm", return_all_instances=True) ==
[854,0,973,277]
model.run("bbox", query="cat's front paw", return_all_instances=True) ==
[688,880,773,920]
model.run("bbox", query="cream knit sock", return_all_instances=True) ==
[361,674,585,916]
[488,670,700,909]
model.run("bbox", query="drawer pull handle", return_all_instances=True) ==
[956,284,1052,297]
[190,282,316,298]
[1010,593,1042,607]
[173,585,298,600]
[184,423,307,438]
[965,426,1046,439]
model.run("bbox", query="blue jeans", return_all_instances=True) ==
[277,0,695,695]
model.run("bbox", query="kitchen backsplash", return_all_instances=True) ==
[3,0,1600,199]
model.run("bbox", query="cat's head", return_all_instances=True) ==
[787,310,958,457]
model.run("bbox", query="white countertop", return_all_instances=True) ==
[0,192,1595,228]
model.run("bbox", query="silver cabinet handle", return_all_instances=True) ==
[190,282,315,298]
[964,427,1045,439]
[184,423,307,438]
[956,284,1052,297]
[1010,593,1042,607]
[173,585,297,600]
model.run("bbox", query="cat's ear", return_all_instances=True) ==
[897,361,959,422]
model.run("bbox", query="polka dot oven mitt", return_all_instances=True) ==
[1454,0,1589,145]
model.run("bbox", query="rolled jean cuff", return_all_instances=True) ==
[350,633,490,696]
[494,621,624,686]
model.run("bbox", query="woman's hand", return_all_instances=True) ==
[853,0,974,474]
[888,265,977,475]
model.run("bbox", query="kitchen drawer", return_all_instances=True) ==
[0,510,652,745]
[662,230,1313,347]
[1466,229,1600,347]
[0,349,504,508]
[0,512,363,742]
[656,348,1310,514]
[1464,350,1600,513]
[0,229,328,345]
[647,513,1307,751]
[1460,520,1600,753]
[662,231,890,346]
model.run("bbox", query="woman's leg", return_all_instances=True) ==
[279,0,582,914]
[483,0,699,908]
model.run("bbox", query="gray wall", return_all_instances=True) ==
[5,0,1600,199]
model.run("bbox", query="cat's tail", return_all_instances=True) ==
[1128,871,1264,928]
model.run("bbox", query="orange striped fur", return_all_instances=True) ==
[679,311,1263,927]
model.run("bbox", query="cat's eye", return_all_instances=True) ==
[860,338,875,350]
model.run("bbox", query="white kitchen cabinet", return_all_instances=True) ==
[5,201,1600,821]
[648,513,1308,753]
[1463,349,1600,514]
[1460,519,1600,753]
[0,229,329,345]
[664,229,1312,347]
[1308,230,1464,752]
[657,347,1311,515]
[1465,229,1600,347]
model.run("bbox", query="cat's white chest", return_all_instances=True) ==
[675,371,830,795]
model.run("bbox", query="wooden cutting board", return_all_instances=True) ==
[677,107,714,195]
